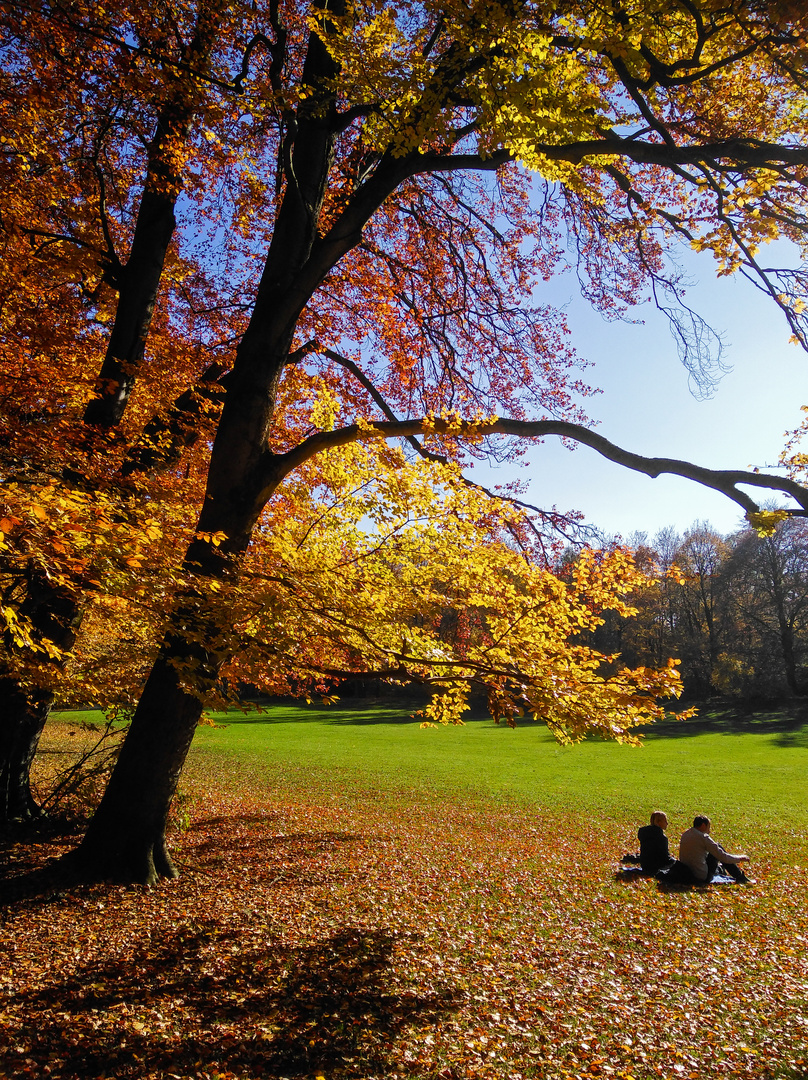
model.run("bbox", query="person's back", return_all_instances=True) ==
[638,811,672,874]
[679,825,712,881]
[679,815,750,883]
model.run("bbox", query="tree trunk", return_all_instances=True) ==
[84,1,221,428]
[761,539,805,697]
[0,572,81,827]
[0,188,180,823]
[70,407,280,882]
[777,616,802,696]
[69,634,209,884]
[82,180,183,427]
[0,3,223,826]
[0,679,52,823]
[66,0,398,884]
[0,365,228,829]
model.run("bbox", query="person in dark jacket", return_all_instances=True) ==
[638,811,675,875]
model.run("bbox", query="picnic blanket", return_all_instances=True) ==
[615,863,742,886]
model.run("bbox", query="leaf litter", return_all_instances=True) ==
[2,745,807,1080]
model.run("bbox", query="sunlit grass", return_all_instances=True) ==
[182,701,808,842]
[46,699,808,849]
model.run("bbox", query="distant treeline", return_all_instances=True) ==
[586,518,808,703]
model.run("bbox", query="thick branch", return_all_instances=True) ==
[264,417,808,517]
[407,135,808,177]
[536,135,808,171]
[321,349,586,548]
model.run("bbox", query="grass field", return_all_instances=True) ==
[3,702,808,1080]
[189,701,808,836]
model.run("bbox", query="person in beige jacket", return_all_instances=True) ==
[678,816,751,883]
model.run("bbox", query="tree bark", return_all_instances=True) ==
[0,569,82,825]
[84,0,222,427]
[69,638,205,883]
[81,162,184,427]
[72,350,291,880]
[0,679,51,823]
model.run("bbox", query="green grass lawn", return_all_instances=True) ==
[184,701,808,842]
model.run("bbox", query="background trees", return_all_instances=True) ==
[666,525,730,699]
[4,0,808,882]
[720,518,808,699]
[599,518,808,703]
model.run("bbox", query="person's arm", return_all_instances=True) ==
[704,834,749,865]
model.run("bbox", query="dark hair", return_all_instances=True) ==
[693,815,711,829]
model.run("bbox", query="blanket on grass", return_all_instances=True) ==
[615,864,740,886]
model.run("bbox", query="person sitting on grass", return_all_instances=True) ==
[678,816,751,884]
[637,811,676,875]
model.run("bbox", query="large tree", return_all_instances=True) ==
[0,0,237,821]
[5,0,808,882]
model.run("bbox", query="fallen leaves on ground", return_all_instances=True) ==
[1,743,807,1079]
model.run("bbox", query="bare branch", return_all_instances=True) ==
[264,417,808,518]
[537,134,808,172]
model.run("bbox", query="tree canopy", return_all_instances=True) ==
[3,0,808,881]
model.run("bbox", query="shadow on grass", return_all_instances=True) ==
[183,821,364,885]
[213,698,808,748]
[0,816,366,906]
[214,701,506,728]
[774,726,808,749]
[215,704,419,727]
[641,700,808,742]
[613,870,753,895]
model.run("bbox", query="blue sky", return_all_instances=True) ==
[480,252,808,541]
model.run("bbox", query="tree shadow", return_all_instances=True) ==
[215,698,496,727]
[0,814,87,898]
[183,825,363,885]
[2,812,459,1074]
[3,920,458,1078]
[641,700,808,741]
[772,726,808,749]
[0,816,365,906]
[218,705,423,727]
